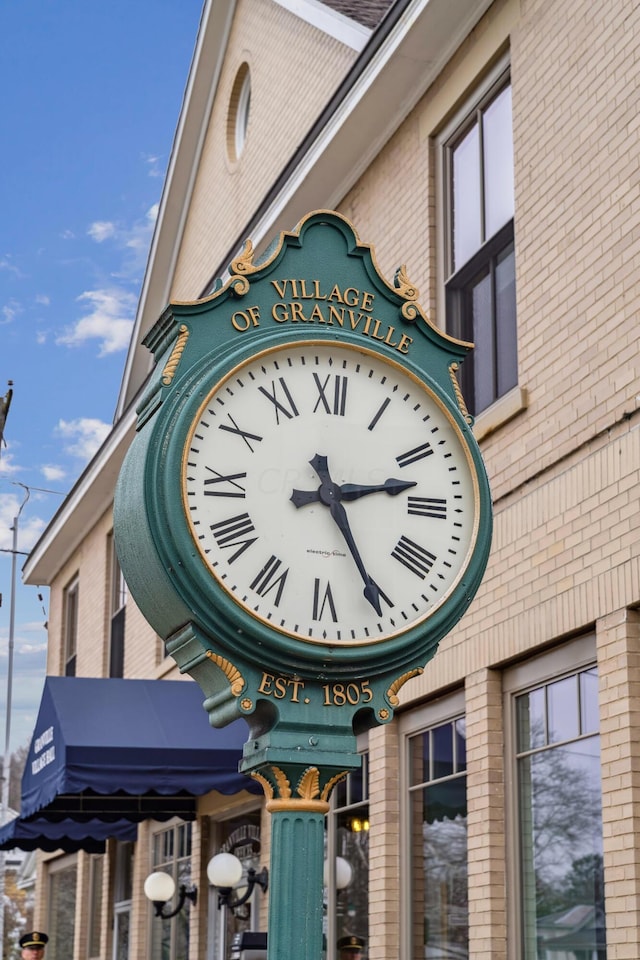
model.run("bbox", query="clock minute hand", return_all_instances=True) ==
[339,478,417,501]
[329,498,383,617]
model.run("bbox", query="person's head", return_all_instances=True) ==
[20,931,48,959]
[337,935,365,959]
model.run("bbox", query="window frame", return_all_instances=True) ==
[108,532,127,678]
[62,575,79,677]
[503,635,602,960]
[436,52,517,419]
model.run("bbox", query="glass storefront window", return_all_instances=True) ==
[408,717,468,959]
[516,666,606,959]
[150,823,192,960]
[48,862,78,960]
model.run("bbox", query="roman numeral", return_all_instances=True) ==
[210,513,257,563]
[407,497,447,519]
[218,414,263,452]
[312,579,338,622]
[258,378,299,424]
[203,467,247,498]
[396,442,433,468]
[391,536,436,579]
[368,397,391,431]
[312,373,348,416]
[250,555,289,606]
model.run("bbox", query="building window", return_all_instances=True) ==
[108,533,127,678]
[48,859,78,959]
[327,753,369,957]
[63,576,79,677]
[151,823,192,960]
[407,714,468,958]
[87,855,104,959]
[209,811,263,959]
[442,62,517,417]
[113,841,134,960]
[227,63,251,162]
[513,661,606,959]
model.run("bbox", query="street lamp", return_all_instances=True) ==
[143,871,197,919]
[207,852,269,916]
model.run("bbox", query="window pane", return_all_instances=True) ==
[49,865,78,959]
[580,669,599,734]
[455,719,467,772]
[483,84,514,237]
[88,857,104,957]
[409,732,430,786]
[411,785,468,958]
[517,687,546,752]
[547,675,579,744]
[432,723,454,780]
[495,243,517,396]
[336,808,369,948]
[518,738,606,959]
[452,123,482,269]
[469,268,495,413]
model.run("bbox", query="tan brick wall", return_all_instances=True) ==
[368,722,400,960]
[171,0,358,299]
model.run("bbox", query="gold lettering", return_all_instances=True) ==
[289,679,304,703]
[290,301,307,322]
[327,305,345,326]
[347,310,365,331]
[272,302,289,322]
[343,287,360,307]
[308,303,327,323]
[231,308,260,332]
[384,325,399,348]
[271,279,288,298]
[328,284,345,304]
[274,676,288,699]
[362,314,374,336]
[371,319,386,341]
[361,290,375,311]
[312,280,327,300]
[397,333,413,354]
[299,279,316,299]
[258,673,275,695]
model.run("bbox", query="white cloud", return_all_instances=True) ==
[88,220,117,243]
[35,294,50,306]
[36,331,47,345]
[41,464,66,482]
[56,287,135,355]
[0,256,23,278]
[60,229,75,240]
[0,493,47,552]
[55,417,110,461]
[144,154,164,178]
[1,299,21,324]
[0,448,21,476]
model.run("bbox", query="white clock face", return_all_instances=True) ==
[182,342,479,646]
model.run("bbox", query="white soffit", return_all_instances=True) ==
[272,0,372,50]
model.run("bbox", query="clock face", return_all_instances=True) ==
[182,341,480,646]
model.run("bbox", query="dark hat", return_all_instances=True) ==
[337,935,365,952]
[19,932,48,949]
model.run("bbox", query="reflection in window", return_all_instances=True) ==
[516,667,606,959]
[408,717,468,958]
[63,576,79,676]
[150,824,192,960]
[329,755,369,956]
[213,812,263,958]
[48,862,77,959]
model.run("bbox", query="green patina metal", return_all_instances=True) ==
[113,211,492,960]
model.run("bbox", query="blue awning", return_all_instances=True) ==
[0,816,137,853]
[19,677,257,822]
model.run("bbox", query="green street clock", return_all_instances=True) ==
[115,211,491,704]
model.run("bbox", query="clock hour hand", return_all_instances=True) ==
[339,478,417,501]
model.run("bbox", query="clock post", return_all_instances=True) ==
[114,212,492,960]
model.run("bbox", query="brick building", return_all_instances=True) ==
[7,0,640,958]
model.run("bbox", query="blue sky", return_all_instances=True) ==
[0,0,204,753]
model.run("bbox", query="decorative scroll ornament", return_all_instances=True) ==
[161,324,189,385]
[251,771,274,800]
[230,238,258,276]
[449,362,473,424]
[297,767,320,801]
[204,651,245,696]
[387,668,424,707]
[394,263,420,301]
[321,771,349,803]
